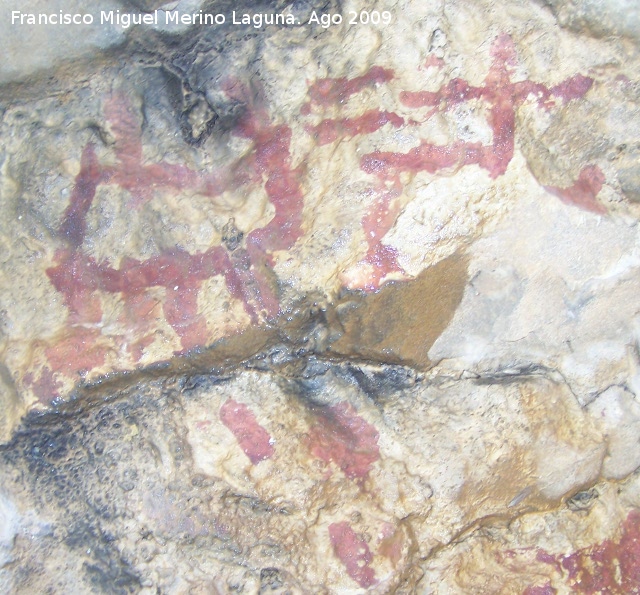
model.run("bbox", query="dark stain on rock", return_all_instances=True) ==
[342,363,419,403]
[272,358,334,407]
[222,217,244,251]
[259,567,284,592]
[0,345,422,592]
[567,487,599,512]
[619,165,640,203]
[330,253,469,369]
[0,379,236,592]
[1,410,146,593]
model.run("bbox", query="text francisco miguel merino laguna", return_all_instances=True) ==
[10,9,304,28]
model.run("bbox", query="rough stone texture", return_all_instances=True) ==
[0,0,125,85]
[0,357,619,592]
[1,0,640,591]
[544,0,640,41]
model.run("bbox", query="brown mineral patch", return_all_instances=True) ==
[519,380,603,449]
[330,253,468,369]
[454,377,606,534]
[456,447,548,524]
[178,323,278,371]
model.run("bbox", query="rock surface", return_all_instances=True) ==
[1,0,640,592]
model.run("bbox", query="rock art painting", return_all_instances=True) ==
[329,521,378,588]
[31,32,602,404]
[307,401,380,479]
[219,398,274,464]
[531,510,640,593]
[47,88,301,349]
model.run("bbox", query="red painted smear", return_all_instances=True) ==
[104,94,214,206]
[128,335,155,363]
[47,245,229,353]
[45,327,107,376]
[491,32,519,66]
[361,243,403,290]
[307,110,404,145]
[536,550,560,567]
[47,249,104,324]
[308,402,380,479]
[113,248,222,349]
[423,55,445,70]
[59,144,109,247]
[361,35,593,181]
[117,291,161,362]
[400,77,481,109]
[615,74,632,91]
[362,141,464,176]
[302,68,408,291]
[163,282,209,352]
[97,246,227,293]
[220,82,305,318]
[549,75,594,103]
[302,35,598,291]
[341,185,405,291]
[46,85,306,370]
[362,201,399,247]
[225,248,280,322]
[306,66,394,108]
[329,522,377,588]
[219,399,274,464]
[521,510,640,593]
[22,367,62,404]
[543,165,606,214]
[354,187,404,290]
[228,84,305,256]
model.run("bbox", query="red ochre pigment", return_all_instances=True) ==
[329,521,377,588]
[45,86,305,381]
[308,402,380,479]
[365,36,594,181]
[21,367,63,404]
[38,35,602,394]
[544,165,606,215]
[357,186,405,290]
[219,398,274,464]
[304,65,394,110]
[306,109,404,145]
[303,34,602,290]
[509,510,640,593]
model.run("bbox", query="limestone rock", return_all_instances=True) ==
[0,357,614,592]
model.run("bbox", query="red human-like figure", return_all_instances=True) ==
[303,34,603,289]
[33,35,601,401]
[36,85,305,400]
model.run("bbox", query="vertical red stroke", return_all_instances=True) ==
[329,522,377,588]
[219,399,274,464]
